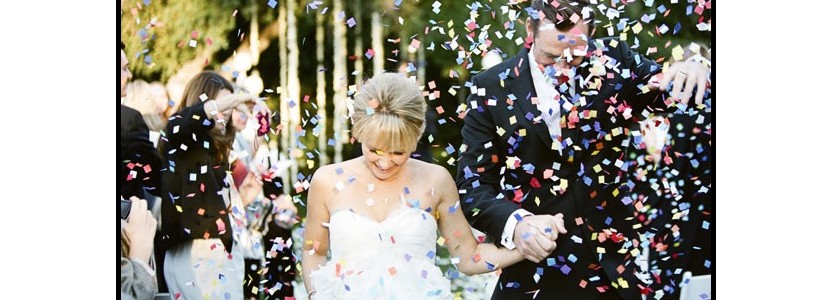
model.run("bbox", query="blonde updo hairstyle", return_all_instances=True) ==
[350,72,426,153]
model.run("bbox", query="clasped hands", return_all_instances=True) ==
[512,213,568,263]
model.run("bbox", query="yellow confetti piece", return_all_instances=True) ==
[437,236,446,246]
[518,129,526,136]
[618,277,629,289]
[671,44,685,61]
[509,116,517,125]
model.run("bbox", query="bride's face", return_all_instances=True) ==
[361,144,410,181]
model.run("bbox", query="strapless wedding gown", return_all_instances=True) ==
[309,206,452,299]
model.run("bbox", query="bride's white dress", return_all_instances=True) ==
[310,206,452,299]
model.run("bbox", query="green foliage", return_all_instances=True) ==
[121,0,244,82]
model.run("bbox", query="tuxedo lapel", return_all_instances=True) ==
[506,48,556,151]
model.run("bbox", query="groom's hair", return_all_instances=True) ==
[528,0,595,38]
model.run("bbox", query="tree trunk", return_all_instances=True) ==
[352,0,364,82]
[286,0,300,188]
[315,8,329,167]
[332,0,348,163]
[371,12,384,75]
[278,1,291,195]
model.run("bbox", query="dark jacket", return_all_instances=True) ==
[629,109,713,299]
[457,38,664,299]
[120,105,162,199]
[160,101,233,253]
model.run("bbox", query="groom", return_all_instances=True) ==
[456,0,710,299]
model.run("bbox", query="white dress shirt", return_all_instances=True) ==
[500,44,575,249]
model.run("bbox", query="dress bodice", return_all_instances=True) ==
[310,206,452,299]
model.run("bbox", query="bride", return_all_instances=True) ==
[301,73,567,299]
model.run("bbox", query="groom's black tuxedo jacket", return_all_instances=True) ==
[457,38,665,300]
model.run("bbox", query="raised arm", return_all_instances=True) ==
[437,166,525,275]
[301,166,333,299]
[164,93,257,149]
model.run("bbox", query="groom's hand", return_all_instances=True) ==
[513,214,567,263]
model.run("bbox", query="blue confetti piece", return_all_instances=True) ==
[463,166,473,179]
[394,0,402,7]
[328,138,336,146]
[704,260,711,269]
[657,4,667,13]
[506,282,520,288]
[404,187,410,194]
[472,180,480,188]
[690,158,700,169]
[445,144,456,155]
[297,173,306,180]
[559,264,571,275]
[267,0,277,9]
[447,269,459,280]
[448,204,458,214]
[513,213,523,221]
[426,250,435,259]
[224,292,231,300]
[546,257,556,267]
[404,253,412,261]
[568,254,577,263]
[536,267,544,276]
[604,217,612,226]
[438,119,447,125]
[335,167,343,175]
[168,99,175,108]
[143,0,151,5]
[673,22,682,35]
[701,221,710,230]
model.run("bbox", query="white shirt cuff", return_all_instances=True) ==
[500,209,533,250]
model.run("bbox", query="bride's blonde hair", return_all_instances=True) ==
[350,72,426,153]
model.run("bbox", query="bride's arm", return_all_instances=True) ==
[301,166,333,298]
[433,166,525,275]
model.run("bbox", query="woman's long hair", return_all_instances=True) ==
[175,71,236,164]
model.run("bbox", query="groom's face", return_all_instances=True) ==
[527,18,589,72]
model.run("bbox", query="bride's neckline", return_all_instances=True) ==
[330,206,433,225]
